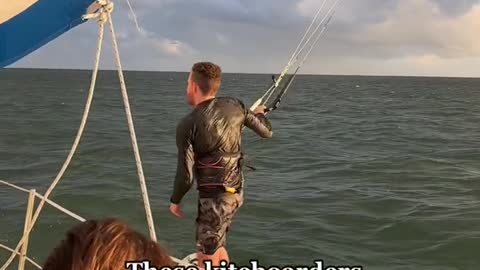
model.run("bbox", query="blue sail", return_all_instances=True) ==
[0,0,97,67]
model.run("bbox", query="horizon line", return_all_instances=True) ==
[4,67,480,80]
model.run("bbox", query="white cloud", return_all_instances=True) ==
[155,39,187,56]
[297,0,338,18]
[402,54,480,77]
[132,27,195,57]
[8,0,480,77]
[351,0,480,58]
[215,33,229,45]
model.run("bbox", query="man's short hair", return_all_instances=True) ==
[191,62,222,95]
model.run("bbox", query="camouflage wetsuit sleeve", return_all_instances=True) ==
[243,105,273,138]
[170,116,195,204]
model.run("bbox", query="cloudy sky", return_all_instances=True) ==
[12,0,480,77]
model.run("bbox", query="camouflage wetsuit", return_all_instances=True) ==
[170,96,273,255]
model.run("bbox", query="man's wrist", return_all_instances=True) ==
[170,197,180,205]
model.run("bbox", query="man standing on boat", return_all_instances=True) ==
[169,62,273,268]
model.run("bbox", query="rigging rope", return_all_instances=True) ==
[287,0,340,70]
[265,9,336,113]
[250,0,341,112]
[284,0,328,71]
[1,2,342,269]
[0,180,86,222]
[0,7,107,270]
[1,2,108,269]
[106,9,158,242]
[125,0,142,32]
[0,243,42,270]
[1,1,162,268]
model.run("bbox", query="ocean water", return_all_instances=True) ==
[0,68,479,270]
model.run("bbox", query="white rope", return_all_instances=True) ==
[1,1,196,267]
[286,0,328,67]
[250,83,276,110]
[0,244,42,270]
[283,1,339,77]
[264,81,278,105]
[125,0,142,32]
[0,180,85,222]
[289,0,340,68]
[270,0,330,89]
[0,178,193,265]
[262,12,335,107]
[250,0,340,111]
[1,178,192,265]
[1,178,194,267]
[105,4,196,264]
[105,10,158,242]
[0,7,106,270]
[252,0,341,110]
[264,24,331,107]
[299,15,333,67]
